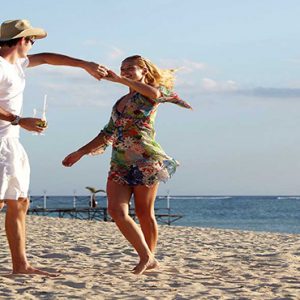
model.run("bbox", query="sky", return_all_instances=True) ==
[2,0,300,196]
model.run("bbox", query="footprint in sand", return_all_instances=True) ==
[40,253,70,259]
[60,280,87,289]
[69,246,92,254]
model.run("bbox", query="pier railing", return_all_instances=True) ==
[27,207,183,225]
[25,195,183,226]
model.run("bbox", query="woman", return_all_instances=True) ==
[62,55,192,274]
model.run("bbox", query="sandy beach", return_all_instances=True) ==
[0,215,300,299]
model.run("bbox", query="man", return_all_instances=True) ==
[0,19,107,275]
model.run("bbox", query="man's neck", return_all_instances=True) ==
[0,47,21,64]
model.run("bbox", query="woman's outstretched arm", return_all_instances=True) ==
[63,116,115,167]
[62,133,108,167]
[104,70,161,99]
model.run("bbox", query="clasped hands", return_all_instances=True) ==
[84,62,120,82]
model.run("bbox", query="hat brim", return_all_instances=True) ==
[0,27,47,41]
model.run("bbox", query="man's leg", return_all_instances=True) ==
[6,198,30,273]
[0,200,4,211]
[5,198,57,275]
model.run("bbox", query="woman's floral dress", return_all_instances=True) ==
[93,86,192,186]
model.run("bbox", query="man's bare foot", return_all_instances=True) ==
[12,266,59,277]
[132,257,159,275]
[0,201,5,211]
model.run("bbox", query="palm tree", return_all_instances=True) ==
[85,186,106,208]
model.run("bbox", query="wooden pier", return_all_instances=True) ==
[25,193,183,225]
[27,207,183,225]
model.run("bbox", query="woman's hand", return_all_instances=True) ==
[83,62,108,80]
[19,117,47,133]
[103,69,122,82]
[62,150,85,167]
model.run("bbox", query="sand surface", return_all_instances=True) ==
[0,215,300,299]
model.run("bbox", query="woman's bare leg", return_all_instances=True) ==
[133,183,159,254]
[106,180,157,274]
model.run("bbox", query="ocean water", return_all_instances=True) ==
[28,195,300,234]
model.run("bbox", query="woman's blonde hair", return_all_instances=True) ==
[122,55,176,90]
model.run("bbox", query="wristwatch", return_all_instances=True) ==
[11,115,21,126]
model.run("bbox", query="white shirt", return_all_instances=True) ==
[0,56,29,138]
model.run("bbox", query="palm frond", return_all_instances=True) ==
[85,186,106,194]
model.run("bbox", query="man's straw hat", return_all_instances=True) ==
[0,19,47,41]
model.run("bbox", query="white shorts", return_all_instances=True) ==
[0,137,30,200]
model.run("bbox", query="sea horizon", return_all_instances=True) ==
[19,195,300,235]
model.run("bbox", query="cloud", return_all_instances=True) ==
[82,39,100,46]
[174,72,300,100]
[236,87,300,98]
[158,58,206,73]
[26,66,126,108]
[41,81,124,108]
[200,80,300,98]
[201,78,238,92]
[108,46,124,60]
[175,76,300,101]
[28,64,300,106]
[287,58,300,64]
[82,40,125,62]
[27,66,86,79]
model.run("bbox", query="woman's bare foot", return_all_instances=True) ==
[12,265,59,277]
[132,256,159,275]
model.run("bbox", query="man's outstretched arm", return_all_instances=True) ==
[27,53,108,80]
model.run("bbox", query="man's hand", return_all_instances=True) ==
[83,62,108,80]
[19,117,47,133]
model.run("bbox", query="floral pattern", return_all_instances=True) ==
[92,86,192,186]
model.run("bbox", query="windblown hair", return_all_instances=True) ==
[123,55,176,90]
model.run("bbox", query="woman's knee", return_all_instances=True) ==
[135,208,155,222]
[108,206,129,221]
